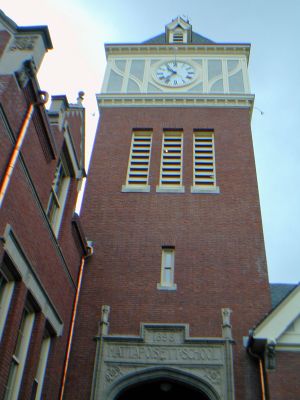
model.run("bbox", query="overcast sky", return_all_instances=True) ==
[3,0,300,283]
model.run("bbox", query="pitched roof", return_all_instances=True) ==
[252,283,300,345]
[143,31,214,45]
[270,283,297,309]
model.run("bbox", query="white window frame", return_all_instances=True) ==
[156,131,184,193]
[157,247,176,290]
[3,225,63,336]
[32,332,51,400]
[0,261,16,342]
[4,305,35,400]
[122,131,152,192]
[191,131,220,194]
[47,153,71,236]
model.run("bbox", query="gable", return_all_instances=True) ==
[253,284,300,351]
[165,16,191,32]
[277,315,300,350]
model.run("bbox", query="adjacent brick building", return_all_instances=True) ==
[0,10,89,400]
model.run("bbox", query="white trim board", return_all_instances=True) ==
[253,284,300,346]
[3,225,64,336]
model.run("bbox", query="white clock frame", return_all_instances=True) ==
[152,60,198,88]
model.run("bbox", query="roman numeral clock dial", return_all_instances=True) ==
[155,61,196,87]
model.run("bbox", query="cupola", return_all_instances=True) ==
[165,16,192,44]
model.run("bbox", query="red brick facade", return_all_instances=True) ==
[267,352,300,400]
[0,13,87,399]
[65,106,271,399]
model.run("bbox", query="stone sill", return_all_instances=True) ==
[122,185,150,193]
[190,186,220,194]
[156,186,185,193]
[157,283,177,291]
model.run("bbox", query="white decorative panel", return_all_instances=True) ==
[130,60,145,81]
[228,70,244,93]
[208,60,224,93]
[228,60,244,93]
[107,69,123,92]
[147,82,163,92]
[103,56,248,95]
[115,60,126,72]
[208,60,222,80]
[190,83,203,93]
[127,78,140,92]
[227,60,239,72]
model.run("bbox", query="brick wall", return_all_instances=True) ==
[66,106,271,399]
[267,352,300,400]
[0,71,85,399]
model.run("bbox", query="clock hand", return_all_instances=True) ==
[167,65,177,74]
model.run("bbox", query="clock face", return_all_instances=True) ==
[155,61,196,87]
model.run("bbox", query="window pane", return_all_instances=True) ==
[46,153,71,236]
[0,274,7,303]
[0,271,15,342]
[4,308,35,400]
[34,335,51,400]
[161,248,175,287]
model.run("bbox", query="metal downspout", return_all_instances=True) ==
[248,347,267,400]
[59,245,93,400]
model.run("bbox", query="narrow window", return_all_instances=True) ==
[192,131,219,193]
[31,329,51,400]
[158,131,183,191]
[47,152,71,236]
[0,260,15,342]
[123,131,152,192]
[157,247,176,290]
[5,305,35,400]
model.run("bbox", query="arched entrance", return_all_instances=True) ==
[116,378,210,399]
[106,367,220,400]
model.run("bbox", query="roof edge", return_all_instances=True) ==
[104,42,251,47]
[0,10,53,49]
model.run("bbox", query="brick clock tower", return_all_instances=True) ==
[66,17,271,399]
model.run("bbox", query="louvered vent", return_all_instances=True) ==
[126,132,152,186]
[160,132,183,186]
[193,132,216,187]
[172,32,184,42]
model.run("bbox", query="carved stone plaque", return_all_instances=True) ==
[105,343,223,364]
[91,323,234,400]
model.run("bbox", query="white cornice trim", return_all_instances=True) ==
[276,344,300,352]
[97,93,254,110]
[105,44,251,63]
